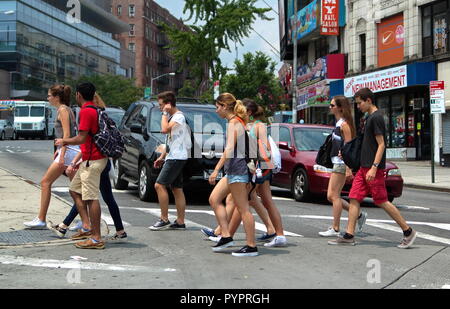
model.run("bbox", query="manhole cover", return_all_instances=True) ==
[0,230,63,245]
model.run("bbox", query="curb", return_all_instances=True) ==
[0,166,109,247]
[404,183,450,194]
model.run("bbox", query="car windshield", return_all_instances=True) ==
[15,106,29,117]
[293,127,332,151]
[30,106,45,117]
[150,106,226,134]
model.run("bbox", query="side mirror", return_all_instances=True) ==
[278,141,293,152]
[130,123,142,134]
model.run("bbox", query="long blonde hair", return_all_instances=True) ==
[93,92,106,109]
[216,92,247,123]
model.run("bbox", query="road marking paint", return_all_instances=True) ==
[272,196,295,201]
[6,149,14,153]
[287,215,450,231]
[101,214,131,227]
[0,255,176,273]
[365,222,450,245]
[396,205,430,211]
[442,285,450,289]
[52,187,135,194]
[132,207,303,237]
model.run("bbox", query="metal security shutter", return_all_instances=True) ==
[443,113,450,154]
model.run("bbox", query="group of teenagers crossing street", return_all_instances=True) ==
[22,83,417,255]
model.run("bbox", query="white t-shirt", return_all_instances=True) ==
[166,112,192,160]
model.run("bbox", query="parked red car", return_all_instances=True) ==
[269,123,403,203]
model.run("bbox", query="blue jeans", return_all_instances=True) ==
[63,159,124,232]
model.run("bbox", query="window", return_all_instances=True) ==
[129,24,135,36]
[422,0,449,56]
[314,37,327,59]
[360,34,366,71]
[137,106,149,126]
[146,45,150,57]
[129,5,135,17]
[117,5,122,16]
[128,43,135,52]
[124,105,143,128]
[279,126,292,147]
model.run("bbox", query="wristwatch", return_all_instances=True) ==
[162,111,169,117]
[373,163,379,168]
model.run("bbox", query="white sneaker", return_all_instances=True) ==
[23,217,46,229]
[264,236,287,247]
[319,227,340,237]
[357,211,368,234]
[69,221,83,231]
[209,235,222,243]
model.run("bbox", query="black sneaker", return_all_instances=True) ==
[232,245,259,257]
[170,220,186,229]
[212,237,234,252]
[149,219,171,231]
[105,232,128,243]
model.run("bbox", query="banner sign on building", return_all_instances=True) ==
[377,13,404,68]
[296,80,329,110]
[292,0,318,42]
[344,65,408,97]
[430,81,445,114]
[297,57,327,87]
[320,0,339,35]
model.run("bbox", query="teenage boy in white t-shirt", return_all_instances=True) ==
[149,91,191,231]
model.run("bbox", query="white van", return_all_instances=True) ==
[14,101,57,139]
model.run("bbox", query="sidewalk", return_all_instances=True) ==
[0,167,76,247]
[392,160,450,192]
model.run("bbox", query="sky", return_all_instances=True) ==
[153,0,282,72]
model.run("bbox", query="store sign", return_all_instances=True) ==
[292,0,319,42]
[344,65,407,97]
[297,57,327,87]
[320,0,339,35]
[296,80,329,110]
[377,14,404,68]
[430,81,445,114]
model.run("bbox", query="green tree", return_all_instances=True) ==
[68,74,143,109]
[163,0,271,84]
[222,51,286,115]
[177,79,197,98]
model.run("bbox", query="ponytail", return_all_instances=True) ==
[94,92,106,109]
[50,84,72,107]
[234,100,248,123]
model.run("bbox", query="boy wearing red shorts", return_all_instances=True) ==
[329,88,417,249]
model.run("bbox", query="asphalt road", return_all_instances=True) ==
[0,140,449,290]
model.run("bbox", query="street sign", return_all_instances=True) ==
[144,87,151,99]
[430,81,445,114]
[213,81,220,100]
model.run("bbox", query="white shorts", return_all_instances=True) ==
[54,146,81,166]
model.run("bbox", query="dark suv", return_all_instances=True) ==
[112,98,226,201]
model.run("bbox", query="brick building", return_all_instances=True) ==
[111,0,207,95]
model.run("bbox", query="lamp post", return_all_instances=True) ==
[150,72,176,96]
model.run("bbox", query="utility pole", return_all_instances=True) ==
[292,0,298,124]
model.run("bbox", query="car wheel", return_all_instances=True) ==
[0,131,5,140]
[112,159,128,190]
[11,131,17,140]
[291,168,310,202]
[139,161,155,202]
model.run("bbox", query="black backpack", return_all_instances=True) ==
[341,133,364,171]
[315,133,333,168]
[86,105,125,160]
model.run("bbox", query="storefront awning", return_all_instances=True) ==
[330,62,436,98]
